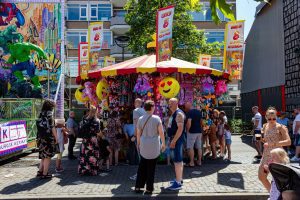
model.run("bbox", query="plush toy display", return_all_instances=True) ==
[201,76,215,95]
[158,77,180,99]
[82,82,98,106]
[133,74,152,96]
[96,79,109,100]
[215,80,227,97]
[75,86,89,103]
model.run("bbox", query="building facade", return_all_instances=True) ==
[65,0,238,108]
[241,0,300,121]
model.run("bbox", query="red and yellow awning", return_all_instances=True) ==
[88,54,229,79]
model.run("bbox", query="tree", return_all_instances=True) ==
[125,0,222,63]
[197,0,269,24]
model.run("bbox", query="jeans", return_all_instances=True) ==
[68,134,77,157]
[127,140,139,165]
[135,156,158,191]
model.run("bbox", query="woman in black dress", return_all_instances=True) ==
[78,105,101,176]
[36,99,57,179]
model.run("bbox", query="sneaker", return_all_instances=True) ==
[166,181,182,190]
[55,168,64,173]
[290,156,300,162]
[169,179,183,185]
[129,174,137,180]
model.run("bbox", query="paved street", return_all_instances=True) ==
[0,135,269,200]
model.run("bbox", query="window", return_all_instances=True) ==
[66,59,79,77]
[211,57,223,71]
[102,31,112,49]
[66,32,87,49]
[114,10,126,17]
[90,4,112,21]
[67,4,87,20]
[205,31,225,43]
[190,3,230,22]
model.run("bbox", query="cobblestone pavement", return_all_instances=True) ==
[0,135,269,199]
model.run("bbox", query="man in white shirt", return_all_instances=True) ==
[130,98,146,180]
[291,108,300,162]
[252,106,262,158]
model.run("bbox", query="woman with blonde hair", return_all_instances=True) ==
[264,148,289,200]
[78,105,101,176]
[258,107,291,192]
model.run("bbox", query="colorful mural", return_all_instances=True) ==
[0,2,62,99]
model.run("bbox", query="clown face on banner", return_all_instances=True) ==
[158,77,180,99]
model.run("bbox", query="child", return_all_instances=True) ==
[55,119,69,173]
[264,148,289,200]
[224,123,232,161]
[98,131,112,172]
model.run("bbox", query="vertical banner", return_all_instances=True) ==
[78,42,89,79]
[223,20,245,80]
[88,22,103,72]
[0,120,27,156]
[104,56,115,67]
[156,5,175,63]
[198,54,211,67]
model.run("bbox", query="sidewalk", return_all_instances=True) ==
[0,135,269,200]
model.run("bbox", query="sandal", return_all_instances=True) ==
[36,171,43,177]
[40,173,53,179]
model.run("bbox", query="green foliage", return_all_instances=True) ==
[229,119,253,134]
[125,0,222,63]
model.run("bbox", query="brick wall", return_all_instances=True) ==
[283,0,300,115]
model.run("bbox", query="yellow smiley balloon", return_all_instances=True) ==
[96,79,109,100]
[75,87,89,103]
[158,77,180,99]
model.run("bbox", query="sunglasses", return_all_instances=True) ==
[267,118,276,121]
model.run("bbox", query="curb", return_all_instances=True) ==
[0,193,270,200]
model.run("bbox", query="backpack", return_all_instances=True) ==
[36,112,51,139]
[78,118,92,139]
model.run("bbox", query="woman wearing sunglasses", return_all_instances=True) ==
[258,107,291,192]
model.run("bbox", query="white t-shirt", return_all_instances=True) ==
[254,112,262,130]
[224,130,231,140]
[293,114,300,135]
[133,107,146,127]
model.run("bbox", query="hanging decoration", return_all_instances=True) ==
[96,79,109,100]
[201,76,215,95]
[215,80,227,97]
[158,77,180,99]
[82,82,98,106]
[133,74,152,96]
[75,86,89,103]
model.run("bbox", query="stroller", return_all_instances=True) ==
[269,163,300,200]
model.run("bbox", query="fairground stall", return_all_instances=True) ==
[75,54,229,122]
[0,0,65,161]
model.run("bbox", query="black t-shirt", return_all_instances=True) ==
[186,109,202,133]
[99,138,110,158]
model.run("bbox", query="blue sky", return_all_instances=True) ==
[236,0,260,38]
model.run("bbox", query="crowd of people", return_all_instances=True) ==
[35,99,299,197]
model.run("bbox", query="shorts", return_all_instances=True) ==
[225,139,232,145]
[252,130,261,142]
[56,152,63,159]
[170,138,183,163]
[294,134,300,147]
[186,133,202,149]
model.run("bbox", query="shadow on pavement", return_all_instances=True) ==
[0,177,51,195]
[217,172,244,189]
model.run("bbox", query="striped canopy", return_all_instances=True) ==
[88,54,229,79]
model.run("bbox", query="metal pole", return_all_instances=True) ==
[48,69,50,99]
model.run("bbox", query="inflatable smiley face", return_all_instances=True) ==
[158,77,180,99]
[96,79,109,100]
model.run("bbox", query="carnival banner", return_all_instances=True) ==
[104,56,115,68]
[223,20,245,80]
[156,5,175,63]
[88,22,103,72]
[198,54,211,67]
[0,120,27,157]
[78,42,89,79]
